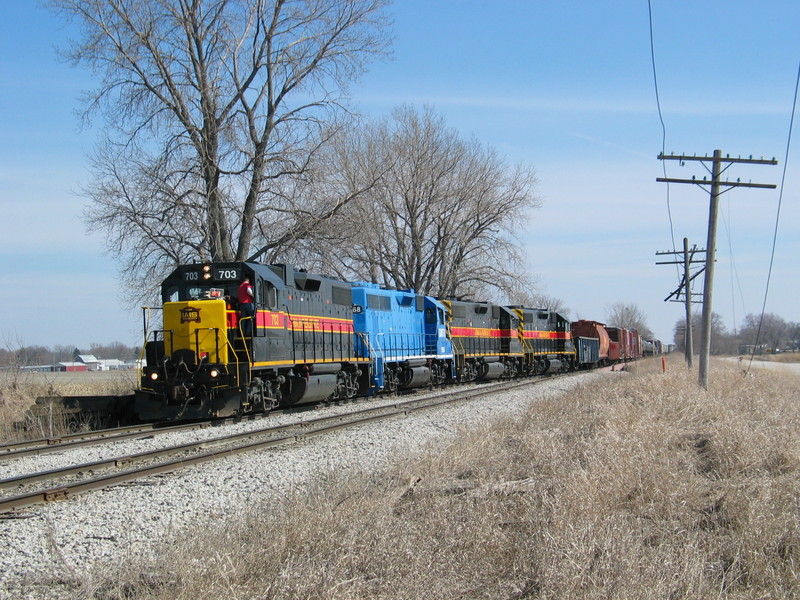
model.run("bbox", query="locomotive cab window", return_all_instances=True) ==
[261,282,276,309]
[367,294,391,311]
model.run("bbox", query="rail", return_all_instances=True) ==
[0,376,568,515]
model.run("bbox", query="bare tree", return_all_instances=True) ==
[297,105,540,299]
[673,312,735,355]
[50,0,390,298]
[508,290,570,317]
[788,322,800,351]
[739,312,790,352]
[605,302,654,338]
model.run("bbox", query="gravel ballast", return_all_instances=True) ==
[0,374,606,599]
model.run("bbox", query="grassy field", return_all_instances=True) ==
[749,352,800,363]
[0,370,136,441]
[57,356,799,599]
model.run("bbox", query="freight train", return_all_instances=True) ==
[135,261,654,421]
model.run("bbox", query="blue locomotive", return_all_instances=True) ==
[351,283,454,393]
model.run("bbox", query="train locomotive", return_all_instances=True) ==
[137,262,370,420]
[135,261,650,421]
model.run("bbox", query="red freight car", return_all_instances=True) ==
[606,327,641,361]
[570,320,610,363]
[630,330,642,359]
[605,326,628,361]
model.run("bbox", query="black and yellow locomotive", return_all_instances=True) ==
[443,299,574,382]
[135,262,370,420]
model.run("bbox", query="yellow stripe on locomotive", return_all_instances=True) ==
[162,299,231,365]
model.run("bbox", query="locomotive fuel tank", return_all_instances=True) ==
[478,361,506,380]
[400,365,432,388]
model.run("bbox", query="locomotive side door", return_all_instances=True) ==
[423,299,452,357]
[254,278,278,338]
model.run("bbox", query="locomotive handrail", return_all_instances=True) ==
[212,320,246,393]
[220,335,242,389]
[449,334,466,367]
[146,329,176,362]
[373,333,387,361]
[235,318,252,374]
[139,306,163,341]
[191,327,222,364]
[286,315,359,365]
[380,332,428,360]
[138,306,165,379]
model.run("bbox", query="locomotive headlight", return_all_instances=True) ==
[203,264,212,279]
[149,371,159,381]
[209,369,219,378]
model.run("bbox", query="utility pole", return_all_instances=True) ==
[656,239,706,368]
[657,150,776,388]
[683,238,694,368]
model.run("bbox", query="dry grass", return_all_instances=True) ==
[67,359,800,598]
[748,352,800,364]
[0,371,136,442]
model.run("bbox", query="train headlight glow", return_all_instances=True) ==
[149,372,159,381]
[209,369,219,378]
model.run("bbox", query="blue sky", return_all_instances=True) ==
[1,1,798,348]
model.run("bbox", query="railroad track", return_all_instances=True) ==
[0,376,559,515]
[0,413,279,460]
[0,421,214,459]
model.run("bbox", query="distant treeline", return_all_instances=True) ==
[0,342,140,368]
[673,312,800,355]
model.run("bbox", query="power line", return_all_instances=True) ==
[647,0,678,271]
[746,57,800,374]
[720,193,745,335]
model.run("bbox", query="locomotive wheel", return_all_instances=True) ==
[507,361,518,379]
[383,368,399,393]
[460,362,477,382]
[248,377,268,412]
[338,370,359,399]
[431,363,446,386]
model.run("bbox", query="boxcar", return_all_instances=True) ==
[571,320,611,365]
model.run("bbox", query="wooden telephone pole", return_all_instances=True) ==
[657,150,776,388]
[656,239,706,368]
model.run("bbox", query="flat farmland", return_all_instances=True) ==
[0,369,137,392]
